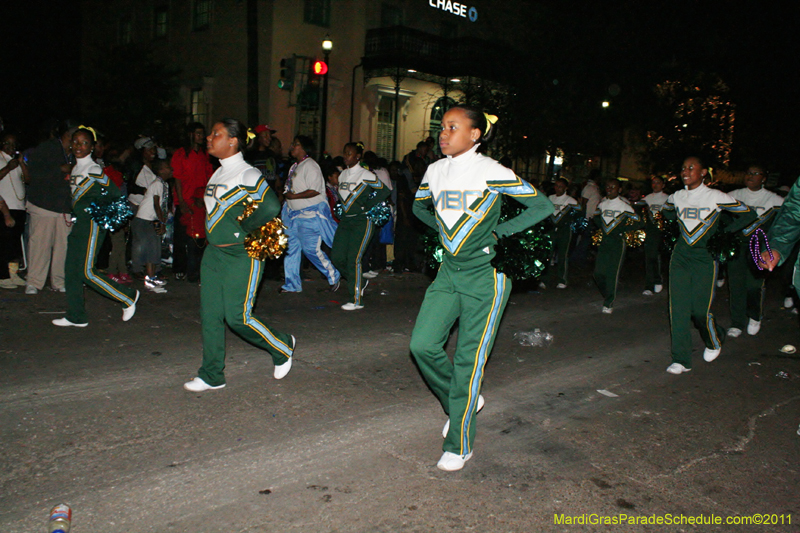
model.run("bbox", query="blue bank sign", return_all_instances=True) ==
[428,0,478,22]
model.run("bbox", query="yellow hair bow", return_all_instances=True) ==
[483,113,498,135]
[247,130,256,141]
[78,125,98,141]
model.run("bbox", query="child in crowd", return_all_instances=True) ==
[410,106,553,471]
[592,179,642,314]
[132,158,169,293]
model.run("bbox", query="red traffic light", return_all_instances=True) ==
[312,60,328,76]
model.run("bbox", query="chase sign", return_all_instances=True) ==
[428,0,478,22]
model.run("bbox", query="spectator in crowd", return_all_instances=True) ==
[245,124,278,189]
[24,119,77,294]
[131,158,169,292]
[279,135,340,293]
[402,141,430,190]
[171,122,213,282]
[321,159,341,222]
[0,133,28,289]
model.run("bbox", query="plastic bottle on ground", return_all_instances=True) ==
[48,504,71,533]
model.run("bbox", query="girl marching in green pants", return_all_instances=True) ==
[548,177,580,288]
[52,127,139,327]
[592,179,642,314]
[330,142,391,310]
[661,157,756,375]
[410,106,553,471]
[726,165,783,337]
[184,119,295,392]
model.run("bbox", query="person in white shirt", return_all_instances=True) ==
[279,135,339,293]
[0,134,28,288]
[642,176,670,295]
[726,165,783,337]
[131,158,168,291]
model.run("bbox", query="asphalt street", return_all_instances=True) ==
[1,256,799,532]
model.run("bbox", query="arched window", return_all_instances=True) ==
[429,96,456,142]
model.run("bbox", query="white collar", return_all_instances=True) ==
[219,151,245,169]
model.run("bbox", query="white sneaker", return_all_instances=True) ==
[122,290,140,322]
[145,275,167,288]
[52,317,88,327]
[442,394,485,438]
[747,319,761,335]
[183,377,225,392]
[784,297,794,309]
[25,285,38,294]
[437,451,473,471]
[703,347,721,362]
[362,270,378,279]
[274,336,295,379]
[556,283,567,289]
[9,272,27,286]
[716,278,725,288]
[642,290,653,296]
[602,306,613,314]
[147,285,168,294]
[654,284,663,293]
[666,363,691,374]
[361,279,369,296]
[0,278,16,289]
[726,327,742,338]
[341,302,364,311]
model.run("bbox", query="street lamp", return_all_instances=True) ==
[320,35,333,156]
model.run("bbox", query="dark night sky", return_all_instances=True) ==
[2,2,797,174]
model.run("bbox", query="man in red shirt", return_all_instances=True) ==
[171,122,213,282]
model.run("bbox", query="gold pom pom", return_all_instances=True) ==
[591,229,604,246]
[244,218,288,260]
[624,229,646,248]
[652,211,666,232]
[237,197,258,222]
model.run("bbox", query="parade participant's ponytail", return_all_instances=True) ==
[344,141,365,157]
[449,105,498,145]
[220,118,251,153]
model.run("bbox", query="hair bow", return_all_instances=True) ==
[483,113,498,135]
[78,125,98,141]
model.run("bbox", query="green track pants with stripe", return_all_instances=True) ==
[65,217,137,324]
[548,224,572,285]
[331,216,373,306]
[198,245,293,387]
[643,225,664,289]
[727,243,765,331]
[594,236,626,308]
[410,260,510,457]
[669,247,724,368]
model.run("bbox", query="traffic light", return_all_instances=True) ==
[278,57,296,91]
[312,60,328,76]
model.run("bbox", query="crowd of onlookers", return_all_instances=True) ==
[1,116,796,324]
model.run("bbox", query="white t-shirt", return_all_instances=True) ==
[286,157,325,213]
[136,177,166,221]
[0,151,25,210]
[129,165,157,206]
[582,180,602,220]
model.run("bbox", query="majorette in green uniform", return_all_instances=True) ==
[762,175,800,296]
[184,120,294,392]
[661,157,756,374]
[52,127,139,328]
[410,107,553,471]
[330,141,391,311]
[726,165,783,337]
[592,179,642,314]
[642,176,669,295]
[547,177,580,288]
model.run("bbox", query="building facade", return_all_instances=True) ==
[81,0,526,163]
